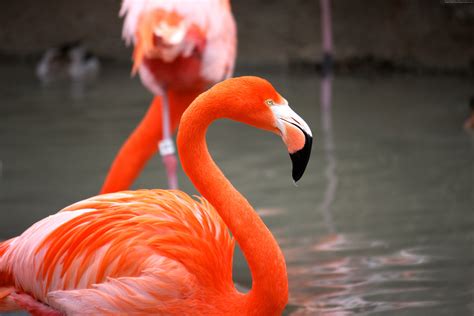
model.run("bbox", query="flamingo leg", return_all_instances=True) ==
[159,90,179,189]
[100,97,164,194]
[320,0,333,76]
[100,89,200,194]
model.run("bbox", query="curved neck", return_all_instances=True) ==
[177,94,288,314]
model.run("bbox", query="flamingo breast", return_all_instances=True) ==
[143,53,207,91]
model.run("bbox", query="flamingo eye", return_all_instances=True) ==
[265,99,275,106]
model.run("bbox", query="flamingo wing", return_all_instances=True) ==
[0,190,235,314]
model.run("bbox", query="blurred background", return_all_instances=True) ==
[1,0,474,70]
[0,1,473,315]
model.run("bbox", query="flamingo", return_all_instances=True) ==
[0,76,312,315]
[101,0,237,192]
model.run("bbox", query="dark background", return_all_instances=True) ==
[0,0,473,72]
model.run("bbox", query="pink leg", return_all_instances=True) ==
[159,90,179,189]
[162,153,178,189]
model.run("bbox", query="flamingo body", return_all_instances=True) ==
[1,77,312,315]
[121,0,236,86]
[1,190,237,314]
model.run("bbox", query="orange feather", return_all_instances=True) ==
[0,76,312,315]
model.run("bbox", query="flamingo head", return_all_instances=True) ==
[212,76,313,182]
[271,98,313,183]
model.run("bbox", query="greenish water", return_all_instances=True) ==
[0,64,473,315]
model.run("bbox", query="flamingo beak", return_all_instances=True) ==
[272,103,313,182]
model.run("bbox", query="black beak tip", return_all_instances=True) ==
[289,133,313,182]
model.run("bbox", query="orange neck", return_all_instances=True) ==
[177,92,288,314]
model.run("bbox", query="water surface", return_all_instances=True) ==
[0,64,473,315]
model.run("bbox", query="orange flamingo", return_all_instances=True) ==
[101,0,237,192]
[0,77,312,315]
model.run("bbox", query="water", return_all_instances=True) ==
[0,63,473,315]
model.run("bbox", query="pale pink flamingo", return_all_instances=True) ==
[0,76,312,315]
[101,0,237,192]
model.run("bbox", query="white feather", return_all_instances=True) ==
[120,0,236,84]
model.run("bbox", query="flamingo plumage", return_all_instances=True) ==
[101,0,237,192]
[0,76,312,315]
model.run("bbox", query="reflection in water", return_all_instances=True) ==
[312,234,386,252]
[256,207,285,217]
[319,70,337,234]
[280,72,439,314]
[282,82,439,313]
[281,2,440,312]
[285,233,438,315]
[318,0,337,235]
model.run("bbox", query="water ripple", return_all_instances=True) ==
[282,233,442,315]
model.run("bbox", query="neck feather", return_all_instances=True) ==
[177,93,288,313]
